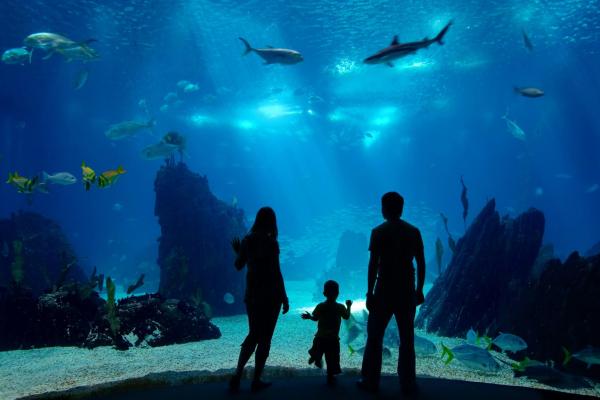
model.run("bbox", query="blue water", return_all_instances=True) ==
[0,0,599,288]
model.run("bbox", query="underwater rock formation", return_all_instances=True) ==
[154,162,246,316]
[0,212,86,296]
[585,241,600,257]
[0,282,220,350]
[499,252,600,375]
[313,230,369,300]
[416,199,545,336]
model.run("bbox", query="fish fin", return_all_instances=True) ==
[386,62,394,68]
[238,37,253,55]
[42,171,49,183]
[441,343,454,365]
[265,45,274,48]
[562,346,572,366]
[348,344,355,356]
[434,20,453,45]
[42,51,54,60]
[513,87,522,95]
[390,35,399,45]
[80,38,98,45]
[28,48,33,64]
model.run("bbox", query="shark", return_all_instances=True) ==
[364,21,453,67]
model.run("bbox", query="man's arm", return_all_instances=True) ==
[367,251,379,296]
[415,230,426,304]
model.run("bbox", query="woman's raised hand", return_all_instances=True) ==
[231,237,241,254]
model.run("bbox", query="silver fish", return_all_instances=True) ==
[2,47,32,65]
[492,333,527,353]
[141,141,179,160]
[514,87,544,98]
[42,171,77,185]
[105,119,155,140]
[239,37,303,65]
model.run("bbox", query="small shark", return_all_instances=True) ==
[364,21,453,67]
[238,37,303,65]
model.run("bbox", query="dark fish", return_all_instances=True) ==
[126,273,145,295]
[460,176,469,230]
[364,21,452,67]
[514,87,544,98]
[435,237,444,275]
[522,29,534,52]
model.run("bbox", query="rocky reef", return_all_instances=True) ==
[0,281,220,351]
[154,162,246,316]
[0,212,86,296]
[416,199,600,375]
[313,230,368,300]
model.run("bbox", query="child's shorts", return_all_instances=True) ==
[308,336,341,375]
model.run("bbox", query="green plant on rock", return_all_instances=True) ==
[106,276,120,336]
[10,240,24,286]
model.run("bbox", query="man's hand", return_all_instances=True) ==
[416,290,425,306]
[231,237,241,254]
[366,293,374,312]
[282,301,290,315]
[301,311,312,320]
[345,299,353,307]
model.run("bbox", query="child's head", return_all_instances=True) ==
[323,280,339,301]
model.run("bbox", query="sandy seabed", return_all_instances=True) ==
[1,282,598,399]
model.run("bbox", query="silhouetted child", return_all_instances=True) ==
[301,280,352,384]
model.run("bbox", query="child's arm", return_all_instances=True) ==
[342,300,352,319]
[301,304,320,321]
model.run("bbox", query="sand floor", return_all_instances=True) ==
[1,281,598,399]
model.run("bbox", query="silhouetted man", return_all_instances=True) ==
[358,192,426,395]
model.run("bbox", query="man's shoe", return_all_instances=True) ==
[356,378,378,393]
[250,380,272,393]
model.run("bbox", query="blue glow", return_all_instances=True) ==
[189,114,215,126]
[363,130,381,148]
[257,103,302,119]
[236,120,256,130]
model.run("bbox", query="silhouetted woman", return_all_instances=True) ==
[229,207,289,392]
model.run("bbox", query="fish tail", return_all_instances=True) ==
[441,343,454,365]
[435,20,453,45]
[513,86,521,95]
[348,344,355,356]
[42,171,49,183]
[239,37,253,55]
[28,48,33,64]
[562,346,572,366]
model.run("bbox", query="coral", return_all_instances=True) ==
[105,277,120,336]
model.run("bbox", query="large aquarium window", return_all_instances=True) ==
[0,0,599,398]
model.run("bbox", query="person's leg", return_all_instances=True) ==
[324,338,341,384]
[252,302,281,389]
[310,337,324,368]
[395,297,417,391]
[360,300,393,389]
[230,303,259,390]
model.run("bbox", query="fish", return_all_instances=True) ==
[239,37,303,65]
[492,333,528,353]
[345,324,362,344]
[2,47,32,65]
[141,141,179,160]
[563,346,600,368]
[522,30,534,52]
[363,21,452,67]
[177,80,191,89]
[460,176,469,229]
[514,359,593,389]
[164,92,178,104]
[105,119,155,140]
[514,87,544,98]
[55,44,99,62]
[81,162,96,191]
[42,171,77,185]
[502,113,526,141]
[441,343,500,372]
[6,172,40,194]
[414,335,437,356]
[223,292,235,304]
[112,203,124,212]
[585,184,599,193]
[24,33,96,59]
[126,273,145,294]
[348,344,392,359]
[435,237,444,275]
[465,328,492,348]
[466,328,478,345]
[73,69,89,90]
[97,166,126,188]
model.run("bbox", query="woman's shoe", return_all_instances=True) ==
[251,380,272,392]
[228,375,241,392]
